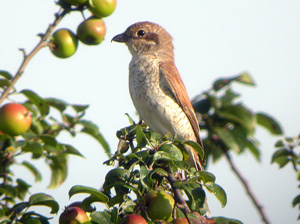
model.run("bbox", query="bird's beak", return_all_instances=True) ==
[111,33,130,43]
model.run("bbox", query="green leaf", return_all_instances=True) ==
[82,195,109,206]
[0,70,12,80]
[48,154,68,188]
[28,193,59,214]
[90,211,112,224]
[159,143,183,161]
[183,141,205,160]
[217,104,255,134]
[271,149,290,167]
[0,184,17,197]
[125,113,135,125]
[16,179,31,200]
[22,142,43,156]
[79,120,111,157]
[62,144,84,157]
[235,72,255,86]
[46,98,68,112]
[213,216,243,224]
[0,79,11,88]
[220,89,240,107]
[198,171,216,184]
[256,112,283,135]
[69,185,109,203]
[213,78,232,91]
[205,182,227,207]
[214,127,239,152]
[292,194,300,207]
[246,138,261,161]
[39,135,57,146]
[71,104,89,113]
[21,89,49,116]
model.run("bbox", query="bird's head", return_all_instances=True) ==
[112,21,174,59]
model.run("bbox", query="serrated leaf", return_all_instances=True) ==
[256,112,283,135]
[79,120,111,157]
[28,193,59,214]
[21,89,49,116]
[69,185,109,203]
[235,72,255,86]
[0,70,12,80]
[71,104,89,113]
[205,182,227,207]
[46,98,68,112]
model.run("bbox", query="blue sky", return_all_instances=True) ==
[1,1,300,223]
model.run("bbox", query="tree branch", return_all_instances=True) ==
[0,7,70,105]
[225,152,271,224]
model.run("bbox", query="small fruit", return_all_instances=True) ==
[88,0,116,18]
[146,191,175,222]
[123,214,147,224]
[59,207,89,224]
[0,103,31,136]
[77,17,106,45]
[50,29,78,58]
[64,0,87,5]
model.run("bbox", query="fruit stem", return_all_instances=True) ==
[0,7,70,105]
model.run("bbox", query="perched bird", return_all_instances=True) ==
[112,21,204,170]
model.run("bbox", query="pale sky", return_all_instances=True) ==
[1,1,300,223]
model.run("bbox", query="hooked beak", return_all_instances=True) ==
[111,32,130,43]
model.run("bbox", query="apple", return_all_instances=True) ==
[145,191,175,222]
[123,214,147,224]
[0,103,31,136]
[50,29,78,59]
[77,17,106,45]
[59,206,89,224]
[88,0,116,18]
[64,0,87,5]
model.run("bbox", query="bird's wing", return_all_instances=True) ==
[159,61,203,148]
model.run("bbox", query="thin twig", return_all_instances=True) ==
[225,152,271,224]
[0,7,70,105]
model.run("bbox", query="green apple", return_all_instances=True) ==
[146,191,175,222]
[50,29,78,59]
[59,207,89,224]
[64,0,87,5]
[123,214,147,224]
[77,17,106,45]
[88,0,117,18]
[0,103,31,136]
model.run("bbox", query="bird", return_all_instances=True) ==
[112,21,204,170]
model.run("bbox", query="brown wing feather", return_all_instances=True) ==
[159,61,203,148]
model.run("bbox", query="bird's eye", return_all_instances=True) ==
[137,30,146,37]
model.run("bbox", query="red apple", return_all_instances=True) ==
[50,29,78,59]
[123,214,147,224]
[64,0,87,5]
[88,0,116,18]
[59,207,89,224]
[77,17,106,45]
[0,103,31,136]
[145,191,175,222]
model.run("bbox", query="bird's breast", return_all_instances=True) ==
[128,57,195,141]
